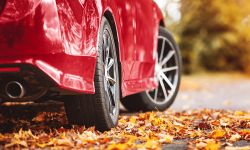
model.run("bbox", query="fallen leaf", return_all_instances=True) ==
[210,129,226,139]
[206,141,221,150]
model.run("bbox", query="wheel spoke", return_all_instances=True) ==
[105,82,112,109]
[109,86,115,99]
[103,34,108,49]
[107,75,116,85]
[154,87,159,101]
[161,50,175,66]
[159,78,168,101]
[107,58,114,71]
[104,35,111,64]
[159,39,165,62]
[106,81,115,110]
[159,72,174,89]
[162,66,178,73]
[105,47,110,65]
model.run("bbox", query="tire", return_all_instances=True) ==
[64,17,120,131]
[121,27,182,112]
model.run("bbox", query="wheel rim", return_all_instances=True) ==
[102,29,119,119]
[146,36,179,105]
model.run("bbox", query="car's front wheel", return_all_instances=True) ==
[64,17,120,131]
[122,27,181,112]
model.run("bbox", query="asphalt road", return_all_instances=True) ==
[172,73,250,111]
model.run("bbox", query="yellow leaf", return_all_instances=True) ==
[206,141,221,150]
[119,118,127,124]
[210,129,226,139]
[149,113,156,122]
[36,143,49,148]
[129,116,137,124]
[27,130,38,140]
[234,111,246,116]
[5,140,28,148]
[151,117,163,126]
[145,140,159,149]
[106,143,128,150]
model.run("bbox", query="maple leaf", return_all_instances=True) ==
[210,129,226,139]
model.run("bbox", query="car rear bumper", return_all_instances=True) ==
[0,53,96,94]
[0,0,97,95]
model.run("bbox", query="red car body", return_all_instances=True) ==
[0,0,164,98]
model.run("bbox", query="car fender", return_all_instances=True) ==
[152,2,165,27]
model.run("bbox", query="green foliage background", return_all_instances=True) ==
[169,0,250,74]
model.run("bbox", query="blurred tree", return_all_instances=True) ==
[174,0,250,73]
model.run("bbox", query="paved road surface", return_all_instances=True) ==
[172,73,250,111]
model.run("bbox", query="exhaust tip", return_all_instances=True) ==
[5,81,25,99]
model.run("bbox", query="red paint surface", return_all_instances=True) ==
[0,67,20,73]
[0,0,164,97]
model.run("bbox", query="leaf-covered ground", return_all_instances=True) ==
[0,102,250,150]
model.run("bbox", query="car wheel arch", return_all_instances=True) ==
[103,11,121,62]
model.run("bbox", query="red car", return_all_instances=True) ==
[0,0,181,131]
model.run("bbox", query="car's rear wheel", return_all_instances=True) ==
[64,17,120,131]
[121,27,181,112]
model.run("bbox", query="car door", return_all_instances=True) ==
[116,0,136,81]
[134,0,158,79]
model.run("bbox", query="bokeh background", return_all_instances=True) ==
[154,0,250,110]
[155,0,250,74]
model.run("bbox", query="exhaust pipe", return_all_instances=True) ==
[5,81,25,99]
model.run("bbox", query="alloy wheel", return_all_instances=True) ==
[102,29,119,120]
[146,36,180,105]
